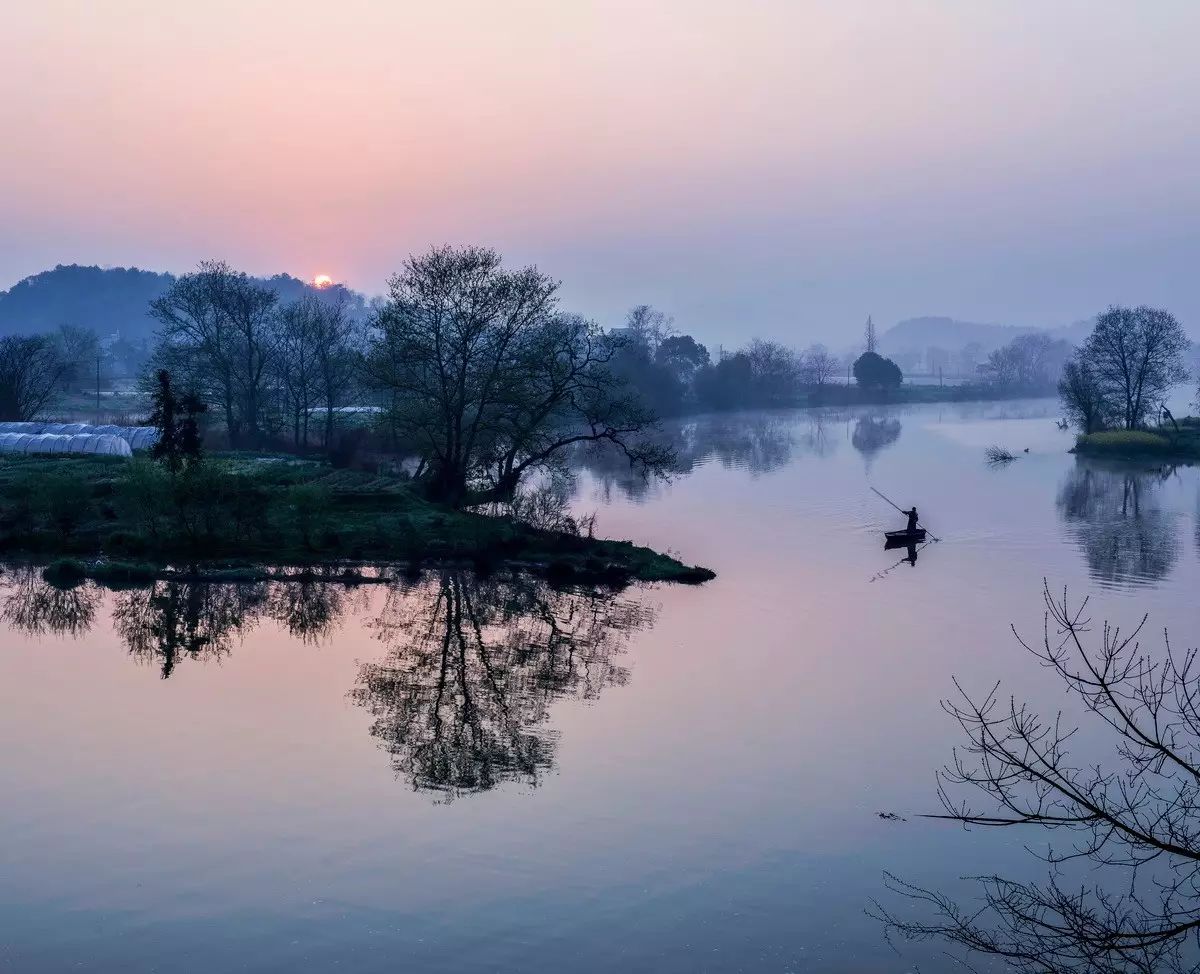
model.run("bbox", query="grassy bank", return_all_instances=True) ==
[1072,423,1200,462]
[0,455,714,586]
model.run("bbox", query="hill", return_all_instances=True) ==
[0,265,174,340]
[0,264,370,340]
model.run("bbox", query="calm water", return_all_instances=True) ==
[3,399,1199,973]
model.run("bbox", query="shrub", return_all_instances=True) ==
[1074,430,1173,455]
[41,471,88,541]
[42,557,87,587]
[287,482,333,548]
[853,352,903,390]
[118,458,171,542]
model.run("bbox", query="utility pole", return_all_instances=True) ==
[96,354,101,418]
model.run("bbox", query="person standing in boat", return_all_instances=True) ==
[905,507,919,533]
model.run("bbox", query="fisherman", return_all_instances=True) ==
[905,507,919,533]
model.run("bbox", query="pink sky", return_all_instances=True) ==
[3,1,1200,344]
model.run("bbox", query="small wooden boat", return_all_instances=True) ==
[884,528,926,547]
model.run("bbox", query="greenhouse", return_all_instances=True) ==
[0,432,134,457]
[0,422,157,451]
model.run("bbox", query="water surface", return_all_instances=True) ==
[3,398,1199,972]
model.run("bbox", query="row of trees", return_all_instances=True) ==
[1058,305,1191,432]
[147,261,362,449]
[608,310,850,415]
[984,333,1072,392]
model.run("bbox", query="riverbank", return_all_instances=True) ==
[1072,422,1200,462]
[0,455,714,586]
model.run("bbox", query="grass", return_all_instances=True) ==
[0,454,714,587]
[1073,427,1200,461]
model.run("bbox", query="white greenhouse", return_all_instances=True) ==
[0,432,134,457]
[0,422,157,452]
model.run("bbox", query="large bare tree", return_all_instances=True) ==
[364,245,670,505]
[1082,305,1190,429]
[0,335,67,421]
[149,261,279,446]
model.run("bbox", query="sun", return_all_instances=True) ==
[312,273,334,289]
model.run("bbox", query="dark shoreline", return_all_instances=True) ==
[0,455,715,589]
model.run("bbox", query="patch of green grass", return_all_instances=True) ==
[1074,429,1199,460]
[0,453,713,586]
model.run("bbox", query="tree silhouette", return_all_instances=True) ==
[876,583,1200,974]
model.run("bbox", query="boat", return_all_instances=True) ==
[884,528,926,547]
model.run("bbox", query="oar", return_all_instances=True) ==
[870,486,941,542]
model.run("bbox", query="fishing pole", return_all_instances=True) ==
[870,486,941,542]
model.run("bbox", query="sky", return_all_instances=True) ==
[3,0,1200,346]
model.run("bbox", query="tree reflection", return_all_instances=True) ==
[577,413,800,501]
[351,571,654,800]
[851,415,902,467]
[0,567,657,796]
[113,581,269,678]
[0,567,98,637]
[1056,459,1180,585]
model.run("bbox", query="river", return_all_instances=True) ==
[2,398,1198,972]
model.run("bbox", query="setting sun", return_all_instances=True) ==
[312,273,333,288]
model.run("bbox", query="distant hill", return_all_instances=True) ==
[0,264,369,340]
[0,265,174,340]
[881,315,1092,354]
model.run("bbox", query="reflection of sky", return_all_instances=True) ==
[6,4,1200,342]
[3,398,1200,972]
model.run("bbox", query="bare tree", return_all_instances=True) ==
[800,343,838,386]
[149,261,279,446]
[865,315,878,354]
[624,304,676,356]
[1059,354,1112,433]
[54,324,100,392]
[746,338,801,404]
[0,335,67,421]
[309,290,362,448]
[1083,306,1190,429]
[273,297,324,447]
[988,333,1072,391]
[876,583,1200,974]
[364,245,670,505]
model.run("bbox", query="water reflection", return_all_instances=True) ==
[1,566,98,636]
[0,568,654,797]
[113,581,268,678]
[851,416,902,467]
[1057,458,1181,586]
[352,572,654,801]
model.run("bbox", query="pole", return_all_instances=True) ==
[96,354,101,418]
[870,486,941,541]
